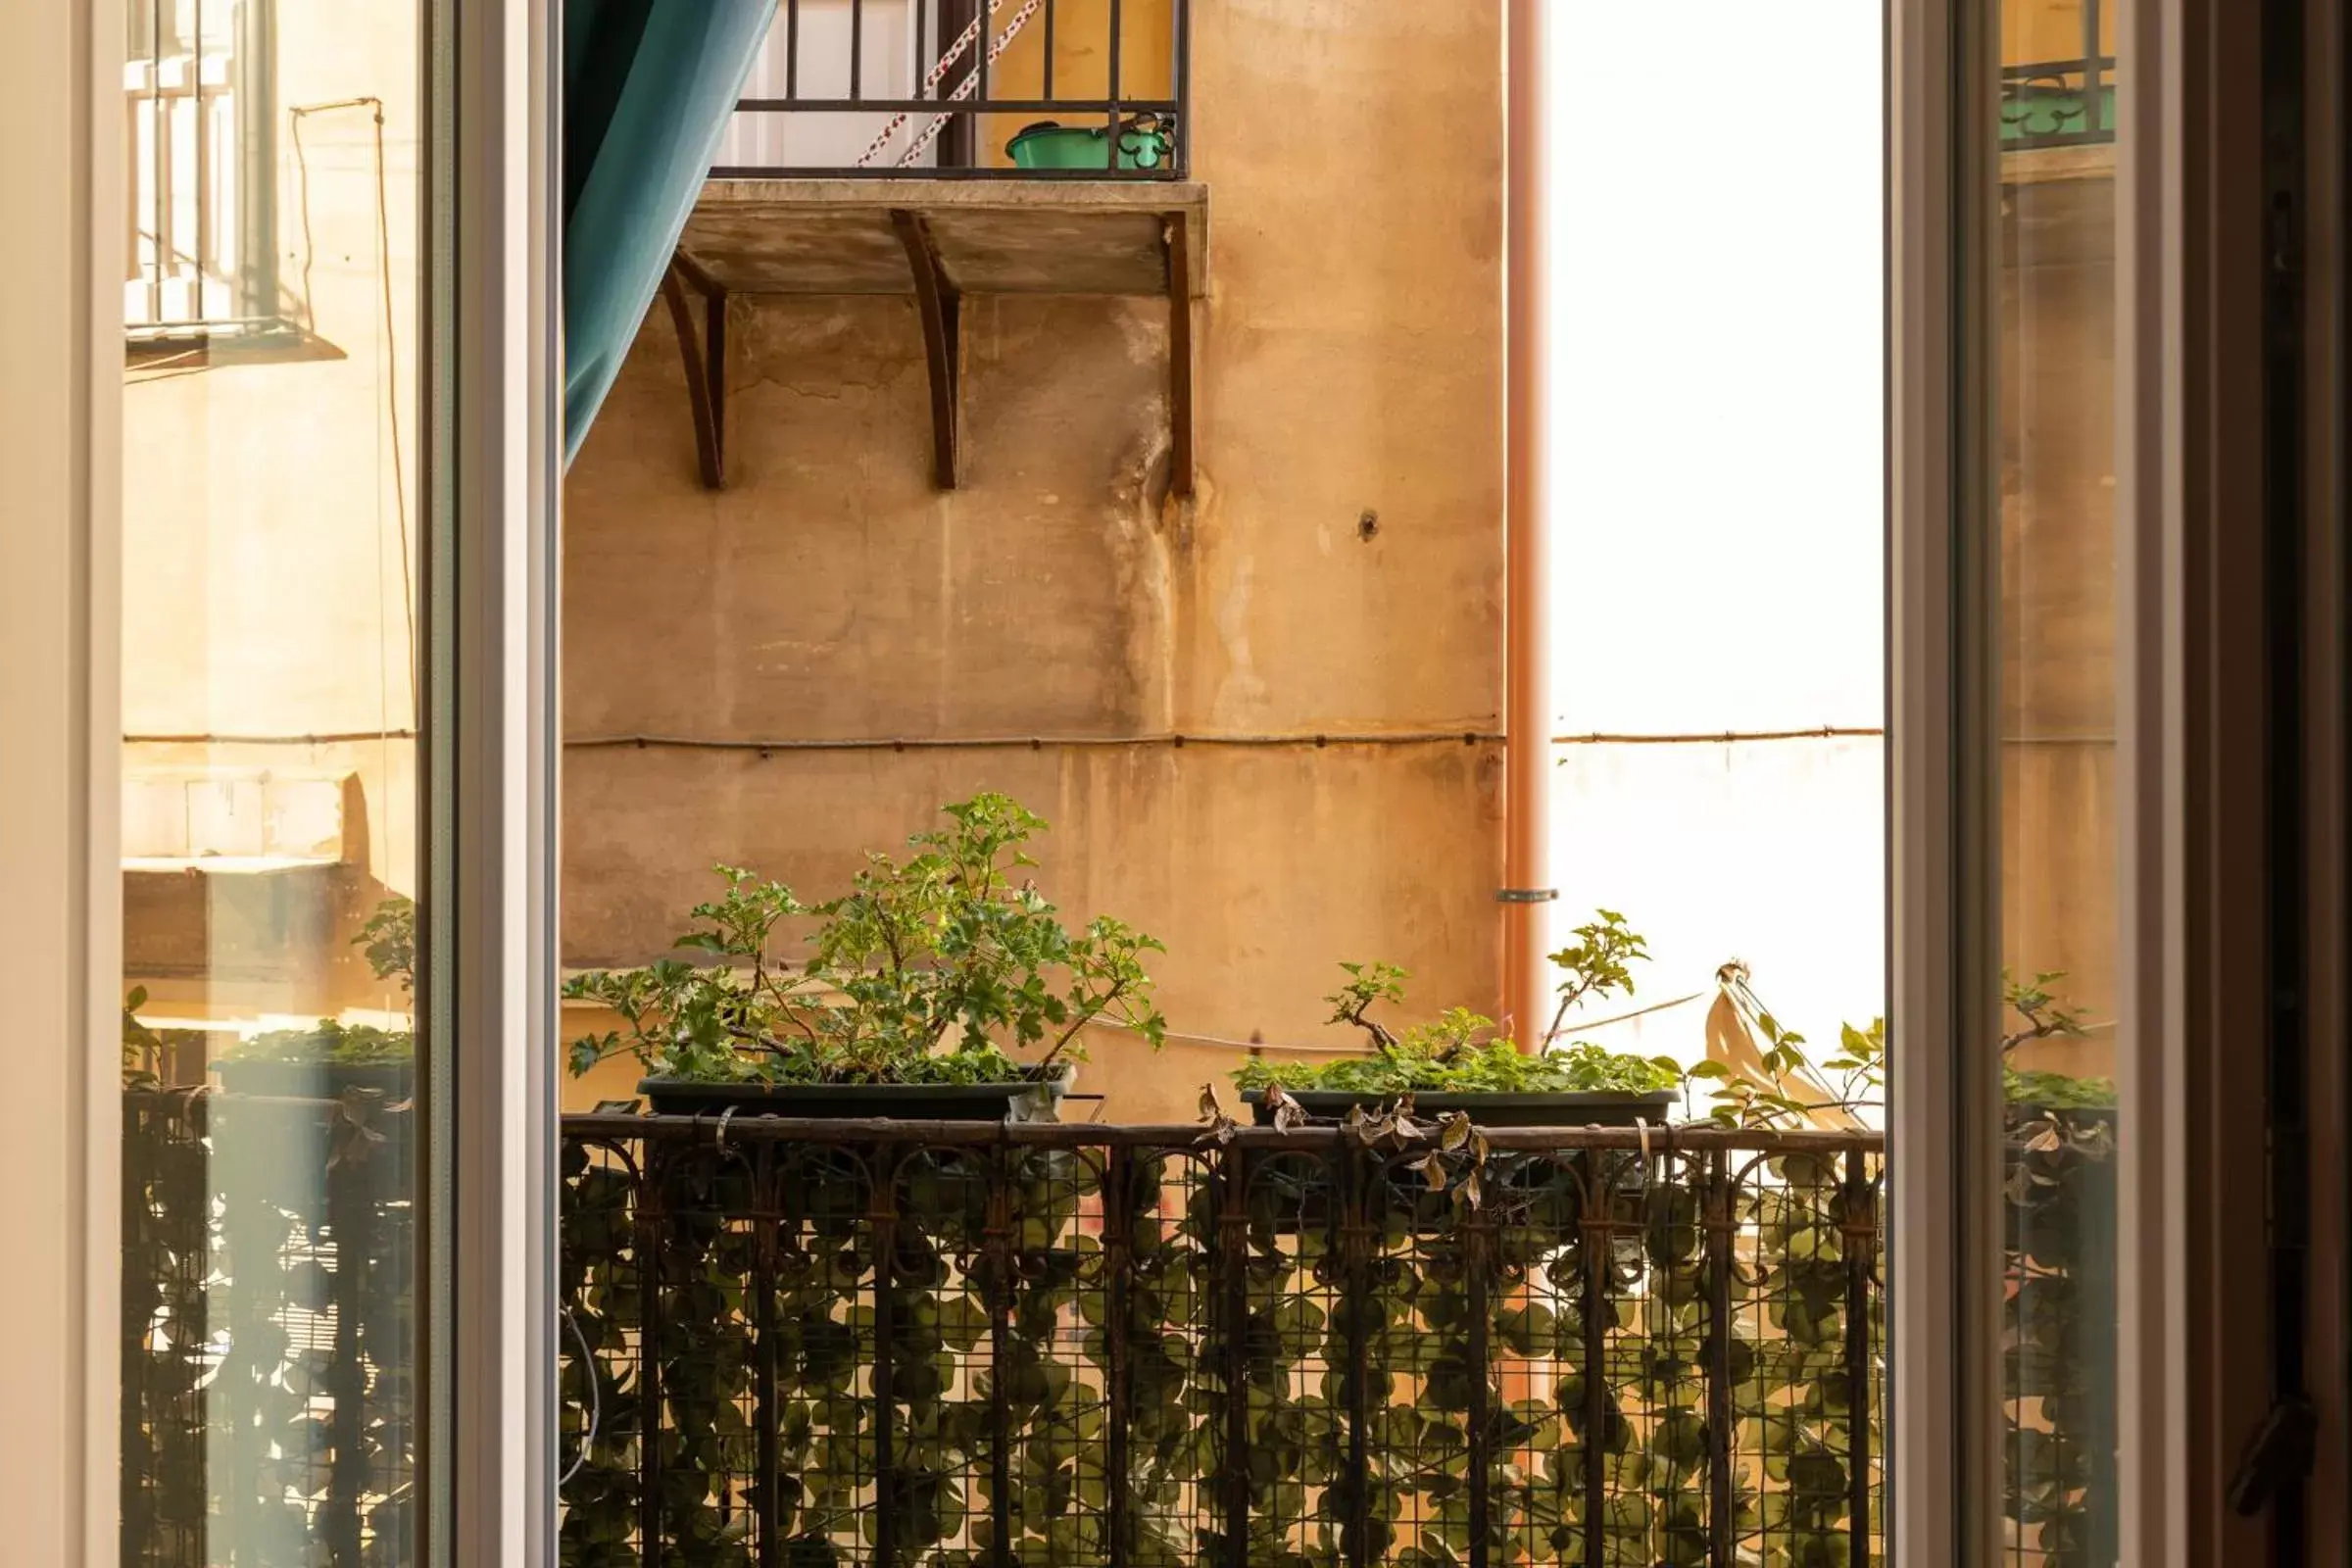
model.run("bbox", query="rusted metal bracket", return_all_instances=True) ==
[661,254,729,489]
[891,210,962,489]
[1165,214,1197,498]
[666,208,1198,495]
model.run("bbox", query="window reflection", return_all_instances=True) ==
[119,1,424,1560]
[1992,1,2122,1563]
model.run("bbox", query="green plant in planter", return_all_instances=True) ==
[1689,968,2113,1127]
[1539,906,1651,1045]
[1982,972,2117,1559]
[221,1018,416,1067]
[2005,1066,2116,1110]
[563,793,1167,1085]
[127,897,418,1082]
[1687,1012,1886,1130]
[218,894,417,1067]
[122,985,164,1087]
[354,893,416,1000]
[2000,969,2114,1107]
[1232,910,1680,1097]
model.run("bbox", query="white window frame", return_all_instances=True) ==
[1886,0,1965,1558]
[1891,0,2341,1562]
[0,0,560,1558]
[0,3,127,1553]
[439,0,561,1556]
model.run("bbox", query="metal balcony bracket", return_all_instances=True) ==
[1165,214,1197,499]
[891,209,963,490]
[669,183,1208,492]
[661,255,730,490]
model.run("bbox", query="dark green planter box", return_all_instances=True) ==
[638,1067,1074,1122]
[1245,1087,1680,1128]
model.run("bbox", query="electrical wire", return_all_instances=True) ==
[289,95,417,885]
[290,96,416,729]
[1091,987,1709,1057]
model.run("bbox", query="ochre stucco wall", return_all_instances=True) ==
[1998,161,2120,1077]
[563,1,1507,1120]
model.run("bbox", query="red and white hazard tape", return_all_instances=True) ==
[854,0,1046,169]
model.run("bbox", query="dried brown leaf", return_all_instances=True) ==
[1194,1081,1240,1147]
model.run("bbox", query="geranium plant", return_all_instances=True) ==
[563,793,1167,1086]
[1232,908,1681,1097]
[1999,968,2114,1107]
[219,894,416,1067]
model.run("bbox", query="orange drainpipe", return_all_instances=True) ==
[1500,0,1556,1048]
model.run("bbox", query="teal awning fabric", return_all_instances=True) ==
[565,0,777,466]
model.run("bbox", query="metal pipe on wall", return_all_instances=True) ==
[1501,0,1555,1046]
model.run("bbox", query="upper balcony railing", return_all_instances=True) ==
[715,0,1190,181]
[1998,0,2116,151]
[2000,54,2118,150]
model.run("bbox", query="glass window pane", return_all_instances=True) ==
[119,1,426,1561]
[1990,0,2121,1561]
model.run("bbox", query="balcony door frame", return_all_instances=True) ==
[442,0,563,1559]
[10,0,2344,1558]
[0,0,562,1561]
[0,1,123,1555]
[1891,0,2349,1563]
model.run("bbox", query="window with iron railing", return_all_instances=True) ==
[1999,0,2117,150]
[124,0,278,344]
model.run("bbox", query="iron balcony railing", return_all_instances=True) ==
[715,0,1190,180]
[1998,0,2116,150]
[2000,54,2118,149]
[558,1114,1885,1568]
[119,1094,2117,1567]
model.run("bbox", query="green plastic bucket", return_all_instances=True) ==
[1006,118,1173,172]
[1998,83,2117,145]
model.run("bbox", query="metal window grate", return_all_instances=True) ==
[125,0,277,338]
[715,0,1190,181]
